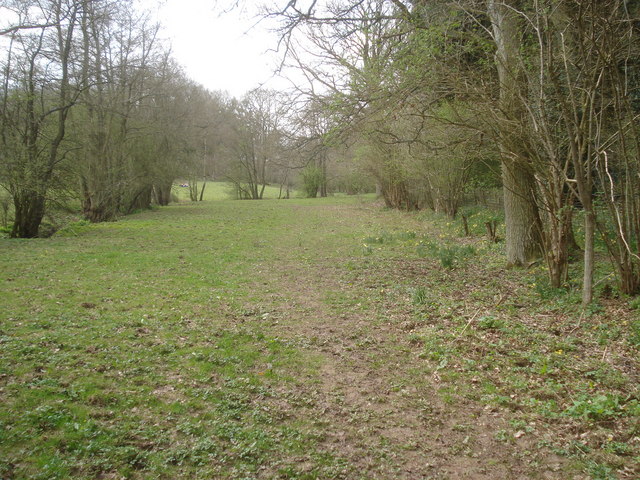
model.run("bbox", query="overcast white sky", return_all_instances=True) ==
[149,0,288,98]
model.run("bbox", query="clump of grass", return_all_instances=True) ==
[412,286,428,305]
[584,461,618,480]
[438,244,476,269]
[396,230,417,241]
[629,297,640,310]
[416,240,475,269]
[363,231,394,245]
[55,219,92,237]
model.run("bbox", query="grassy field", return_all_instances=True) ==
[1,192,638,479]
[172,181,301,202]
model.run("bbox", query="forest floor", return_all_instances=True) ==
[1,190,639,479]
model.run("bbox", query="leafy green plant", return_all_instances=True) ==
[532,275,571,300]
[602,441,633,456]
[564,394,632,421]
[494,429,509,442]
[477,315,505,330]
[364,231,393,245]
[584,461,618,480]
[416,239,438,258]
[629,297,640,310]
[397,230,417,241]
[437,244,475,269]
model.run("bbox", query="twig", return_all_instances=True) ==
[568,311,585,335]
[601,346,608,362]
[456,309,482,339]
[593,272,614,288]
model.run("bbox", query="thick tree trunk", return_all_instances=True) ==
[155,183,172,206]
[11,192,46,238]
[489,0,542,266]
[81,177,120,223]
[502,162,543,266]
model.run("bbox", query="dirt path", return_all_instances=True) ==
[239,202,572,479]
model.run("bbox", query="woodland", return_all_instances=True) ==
[1,1,640,479]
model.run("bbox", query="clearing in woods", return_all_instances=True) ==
[1,192,638,479]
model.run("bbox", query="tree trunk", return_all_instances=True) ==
[11,192,46,238]
[320,152,328,197]
[502,162,543,266]
[188,180,199,201]
[155,183,172,206]
[488,0,542,266]
[126,185,153,214]
[199,180,206,201]
[582,209,595,305]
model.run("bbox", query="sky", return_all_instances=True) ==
[148,0,288,98]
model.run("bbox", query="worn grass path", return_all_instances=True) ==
[1,195,638,479]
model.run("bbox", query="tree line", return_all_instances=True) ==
[0,0,324,239]
[257,0,640,304]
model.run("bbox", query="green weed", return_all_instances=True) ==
[584,461,618,480]
[564,394,637,421]
[477,315,505,330]
[363,231,393,245]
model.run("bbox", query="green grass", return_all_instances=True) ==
[0,197,356,479]
[1,193,639,479]
[173,181,300,202]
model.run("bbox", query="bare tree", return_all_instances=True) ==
[1,0,81,237]
[224,89,288,199]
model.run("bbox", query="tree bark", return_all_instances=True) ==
[488,0,542,266]
[11,192,46,238]
[155,183,172,206]
[501,162,543,266]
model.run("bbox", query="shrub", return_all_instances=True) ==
[301,165,324,198]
